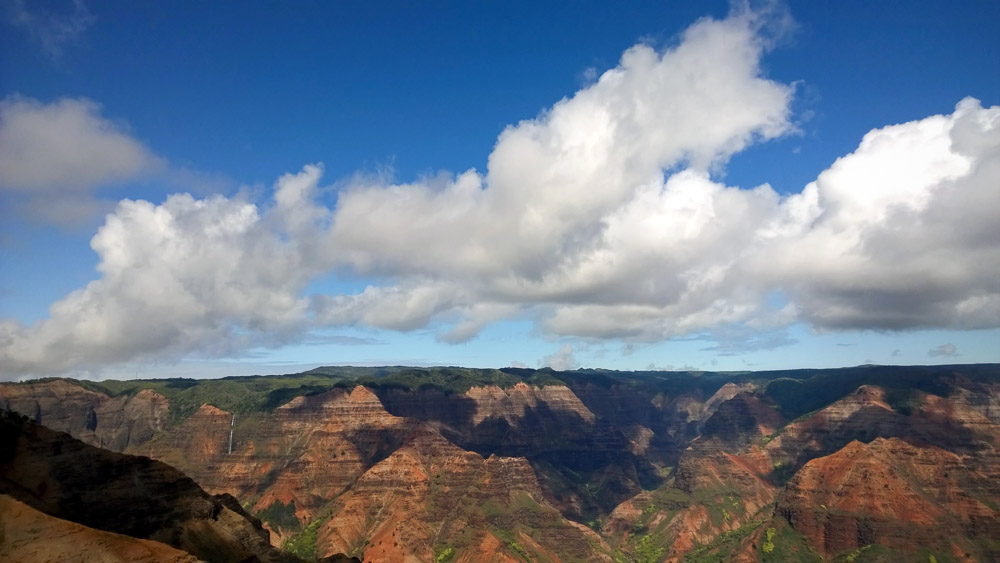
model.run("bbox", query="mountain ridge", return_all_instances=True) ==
[3,363,999,561]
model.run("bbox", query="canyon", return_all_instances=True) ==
[1,364,999,561]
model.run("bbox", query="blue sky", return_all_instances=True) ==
[1,0,998,380]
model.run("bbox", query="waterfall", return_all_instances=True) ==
[228,414,235,454]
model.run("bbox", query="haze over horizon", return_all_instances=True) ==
[1,1,998,381]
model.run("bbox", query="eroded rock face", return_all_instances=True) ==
[605,446,778,560]
[0,381,169,450]
[375,382,663,521]
[0,411,297,563]
[316,427,612,562]
[376,383,609,456]
[699,392,783,451]
[463,382,596,426]
[136,386,418,534]
[3,367,1000,562]
[763,384,1000,479]
[777,437,1000,560]
[565,381,735,462]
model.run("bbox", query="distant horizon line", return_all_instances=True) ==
[8,361,999,384]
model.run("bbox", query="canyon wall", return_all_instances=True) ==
[2,364,999,561]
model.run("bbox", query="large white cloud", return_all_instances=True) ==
[327,13,792,282]
[318,11,794,341]
[0,97,162,192]
[1,166,326,375]
[0,96,166,227]
[2,9,999,378]
[754,97,1000,331]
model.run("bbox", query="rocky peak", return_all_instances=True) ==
[699,392,783,450]
[0,411,301,562]
[278,386,401,427]
[777,436,1000,559]
[0,379,170,452]
[701,382,757,420]
[463,383,596,426]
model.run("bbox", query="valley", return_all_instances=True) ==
[2,364,999,562]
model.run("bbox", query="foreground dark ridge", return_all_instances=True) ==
[0,410,303,562]
[2,363,999,561]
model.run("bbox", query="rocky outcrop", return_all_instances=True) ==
[376,382,662,521]
[3,366,999,561]
[315,427,612,562]
[377,383,611,455]
[463,382,596,426]
[764,384,1000,478]
[0,410,299,563]
[136,386,418,534]
[777,437,1000,560]
[0,380,168,450]
[564,381,724,463]
[699,392,783,451]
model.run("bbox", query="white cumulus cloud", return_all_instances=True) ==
[1,166,327,375]
[755,97,1000,331]
[0,96,163,192]
[2,8,999,378]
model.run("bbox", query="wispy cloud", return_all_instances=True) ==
[540,344,579,371]
[0,96,163,227]
[299,333,385,346]
[0,96,163,192]
[0,95,236,228]
[928,343,959,358]
[698,326,797,356]
[6,0,95,60]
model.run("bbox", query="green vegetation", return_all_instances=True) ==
[769,459,797,485]
[635,533,665,563]
[914,549,950,563]
[509,539,529,561]
[16,363,997,562]
[757,364,985,419]
[435,546,455,562]
[844,545,873,562]
[49,364,760,429]
[831,543,901,562]
[283,516,325,560]
[258,499,300,533]
[70,370,368,422]
[702,493,742,528]
[60,365,565,422]
[759,524,822,562]
[762,527,776,553]
[684,518,766,562]
[480,499,504,518]
[35,363,996,428]
[491,528,531,561]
